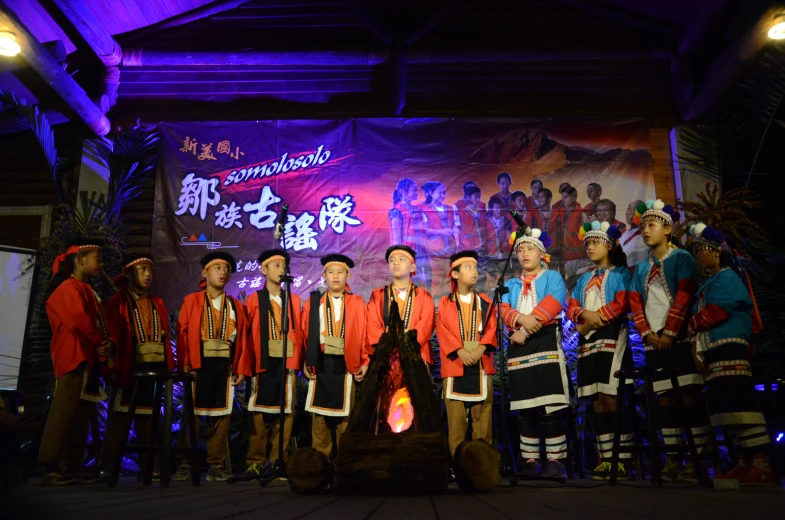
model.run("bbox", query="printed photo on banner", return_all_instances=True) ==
[153,119,654,310]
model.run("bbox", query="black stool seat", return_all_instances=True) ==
[109,370,200,488]
[609,367,709,487]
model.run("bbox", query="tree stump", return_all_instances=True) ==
[333,431,449,495]
[454,439,501,493]
[287,447,332,494]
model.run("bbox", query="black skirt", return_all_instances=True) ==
[576,319,631,398]
[113,361,168,414]
[249,357,294,414]
[193,357,233,416]
[644,328,704,393]
[444,361,488,402]
[703,342,765,427]
[507,324,569,412]
[305,354,353,416]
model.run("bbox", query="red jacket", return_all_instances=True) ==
[366,285,435,364]
[301,292,371,374]
[555,201,585,261]
[454,201,486,251]
[436,293,497,378]
[46,278,117,379]
[105,291,175,387]
[245,290,303,373]
[485,215,511,257]
[175,291,251,376]
[421,203,456,255]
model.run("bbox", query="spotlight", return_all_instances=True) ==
[769,22,785,40]
[0,32,21,57]
[776,433,783,443]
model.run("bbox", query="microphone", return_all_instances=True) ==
[509,209,529,233]
[274,203,289,240]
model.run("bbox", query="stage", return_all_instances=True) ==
[6,477,783,519]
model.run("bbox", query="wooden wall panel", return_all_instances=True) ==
[650,127,676,205]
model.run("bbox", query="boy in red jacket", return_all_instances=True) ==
[37,238,116,485]
[302,254,370,459]
[101,254,174,480]
[366,245,436,433]
[242,249,303,475]
[175,252,250,482]
[436,250,497,456]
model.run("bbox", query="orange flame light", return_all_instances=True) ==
[386,387,414,433]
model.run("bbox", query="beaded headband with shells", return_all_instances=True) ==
[639,199,679,227]
[511,227,552,253]
[580,220,622,246]
[688,222,727,253]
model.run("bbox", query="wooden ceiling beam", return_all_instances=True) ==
[0,4,110,135]
[49,0,121,65]
[120,47,671,67]
[682,4,785,122]
[553,0,681,34]
[121,0,254,46]
[405,0,460,45]
[339,0,393,45]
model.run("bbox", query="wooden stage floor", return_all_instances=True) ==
[6,477,784,519]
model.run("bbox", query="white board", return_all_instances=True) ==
[0,246,35,391]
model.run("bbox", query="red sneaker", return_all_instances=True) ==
[714,463,749,480]
[738,464,776,485]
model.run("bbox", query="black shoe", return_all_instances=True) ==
[542,459,567,480]
[517,460,542,477]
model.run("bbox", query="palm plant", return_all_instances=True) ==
[675,42,785,375]
[1,93,161,460]
[0,89,66,203]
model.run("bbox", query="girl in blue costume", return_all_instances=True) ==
[629,199,709,483]
[687,223,773,484]
[501,228,569,480]
[567,221,633,480]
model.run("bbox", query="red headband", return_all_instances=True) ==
[124,257,153,271]
[51,245,100,278]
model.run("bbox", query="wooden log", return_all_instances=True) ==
[287,447,332,494]
[0,6,110,135]
[453,440,501,493]
[50,0,122,65]
[333,432,449,495]
[119,48,670,68]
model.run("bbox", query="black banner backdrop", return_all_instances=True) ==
[152,119,653,310]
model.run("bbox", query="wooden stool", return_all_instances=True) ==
[609,367,707,487]
[109,371,199,488]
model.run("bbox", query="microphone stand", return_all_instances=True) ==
[482,221,525,487]
[486,216,568,486]
[259,210,294,487]
[227,209,293,486]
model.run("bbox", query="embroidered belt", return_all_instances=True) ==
[323,336,345,356]
[135,342,166,363]
[269,339,294,359]
[463,340,480,353]
[203,339,231,358]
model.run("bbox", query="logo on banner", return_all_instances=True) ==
[223,145,332,186]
